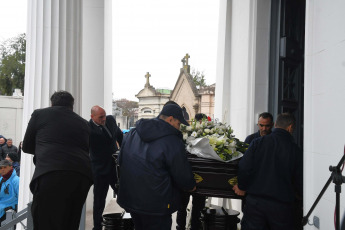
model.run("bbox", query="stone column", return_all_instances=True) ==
[214,0,232,124]
[19,0,113,225]
[215,0,269,140]
[214,0,270,215]
[19,0,83,212]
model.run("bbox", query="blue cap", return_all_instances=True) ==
[159,104,189,126]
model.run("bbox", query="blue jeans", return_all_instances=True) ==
[130,212,172,230]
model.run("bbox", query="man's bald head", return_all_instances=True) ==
[91,106,106,125]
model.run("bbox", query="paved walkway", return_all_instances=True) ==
[85,198,178,229]
[85,197,241,229]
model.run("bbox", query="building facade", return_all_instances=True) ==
[215,0,345,229]
[136,72,171,120]
[136,55,215,122]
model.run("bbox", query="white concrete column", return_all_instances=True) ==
[19,0,113,226]
[214,0,232,124]
[215,0,270,141]
[81,0,114,219]
[214,0,271,215]
[81,0,113,117]
[304,1,345,228]
[19,0,83,213]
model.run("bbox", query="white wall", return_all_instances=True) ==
[0,96,23,146]
[304,1,345,229]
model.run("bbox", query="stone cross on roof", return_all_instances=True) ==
[145,72,151,87]
[181,53,191,73]
[184,53,190,66]
[181,58,186,67]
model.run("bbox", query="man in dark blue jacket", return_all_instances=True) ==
[117,104,196,230]
[234,113,303,230]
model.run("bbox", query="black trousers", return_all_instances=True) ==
[131,212,172,230]
[31,171,92,230]
[176,192,206,230]
[93,172,117,230]
[241,195,294,230]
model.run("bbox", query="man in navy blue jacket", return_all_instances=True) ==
[117,104,196,230]
[234,113,303,230]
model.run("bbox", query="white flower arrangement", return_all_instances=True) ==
[181,118,248,162]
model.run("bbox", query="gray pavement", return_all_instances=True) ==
[85,198,178,229]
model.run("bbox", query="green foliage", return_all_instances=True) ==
[0,33,26,95]
[191,68,207,87]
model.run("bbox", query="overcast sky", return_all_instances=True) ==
[0,0,27,43]
[113,1,220,101]
[0,0,220,101]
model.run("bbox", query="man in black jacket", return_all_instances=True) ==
[0,137,6,160]
[244,112,273,145]
[89,105,123,230]
[1,138,18,160]
[117,104,196,230]
[234,113,303,230]
[22,91,93,230]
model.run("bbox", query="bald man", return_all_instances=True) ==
[89,106,123,230]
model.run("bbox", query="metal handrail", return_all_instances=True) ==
[0,202,33,230]
[0,202,86,230]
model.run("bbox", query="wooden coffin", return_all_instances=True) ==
[187,153,243,200]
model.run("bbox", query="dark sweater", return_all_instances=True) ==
[244,131,261,145]
[89,115,123,177]
[238,128,303,203]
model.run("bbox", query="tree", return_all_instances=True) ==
[0,33,26,95]
[115,99,139,128]
[115,99,138,116]
[191,68,207,88]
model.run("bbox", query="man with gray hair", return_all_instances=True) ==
[234,113,303,230]
[1,138,18,160]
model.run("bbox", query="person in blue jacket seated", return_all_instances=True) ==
[117,104,196,230]
[0,160,19,223]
